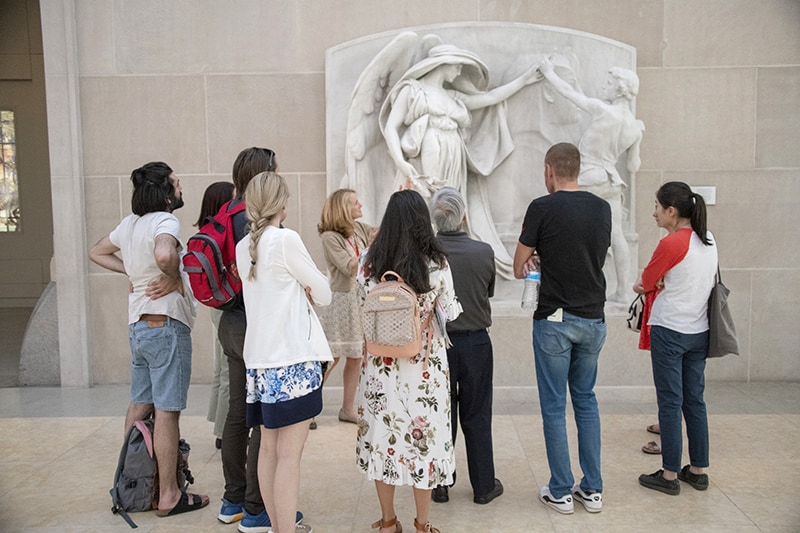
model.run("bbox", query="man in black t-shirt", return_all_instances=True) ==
[513,142,611,515]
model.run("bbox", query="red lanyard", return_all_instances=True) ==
[346,237,359,257]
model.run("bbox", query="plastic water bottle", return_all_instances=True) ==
[521,270,541,312]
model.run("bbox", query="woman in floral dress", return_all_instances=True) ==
[356,189,461,533]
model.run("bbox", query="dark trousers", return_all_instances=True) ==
[447,329,496,497]
[218,309,263,514]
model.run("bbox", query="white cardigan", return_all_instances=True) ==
[236,226,333,369]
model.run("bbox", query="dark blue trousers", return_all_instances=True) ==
[447,329,496,497]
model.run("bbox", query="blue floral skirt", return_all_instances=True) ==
[245,361,323,429]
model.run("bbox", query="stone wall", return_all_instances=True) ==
[40,1,800,386]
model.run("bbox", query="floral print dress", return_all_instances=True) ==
[356,259,462,488]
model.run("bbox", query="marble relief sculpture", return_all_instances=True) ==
[342,32,542,278]
[335,26,643,291]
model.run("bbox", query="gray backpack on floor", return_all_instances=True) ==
[110,418,193,528]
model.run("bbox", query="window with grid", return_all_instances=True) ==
[0,110,20,232]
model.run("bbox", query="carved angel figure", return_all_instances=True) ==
[342,32,542,277]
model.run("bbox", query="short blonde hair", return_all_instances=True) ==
[317,188,356,237]
[244,171,289,280]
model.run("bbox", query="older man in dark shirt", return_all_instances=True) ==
[430,187,503,505]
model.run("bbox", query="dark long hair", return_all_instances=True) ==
[656,181,711,245]
[130,161,175,216]
[364,189,446,294]
[195,181,234,227]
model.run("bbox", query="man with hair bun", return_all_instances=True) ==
[89,162,209,517]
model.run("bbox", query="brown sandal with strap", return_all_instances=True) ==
[414,518,440,533]
[371,516,402,533]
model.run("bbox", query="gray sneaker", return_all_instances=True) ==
[538,486,574,514]
[639,469,680,495]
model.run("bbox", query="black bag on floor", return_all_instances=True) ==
[110,418,193,528]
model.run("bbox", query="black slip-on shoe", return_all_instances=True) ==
[678,465,709,491]
[432,485,449,503]
[638,469,680,495]
[474,479,504,505]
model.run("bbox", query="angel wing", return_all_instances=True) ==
[342,31,423,224]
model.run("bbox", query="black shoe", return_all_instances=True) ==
[432,485,449,503]
[638,469,680,495]
[474,478,504,505]
[215,437,222,450]
[677,465,709,491]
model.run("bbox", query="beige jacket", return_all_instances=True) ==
[320,221,374,292]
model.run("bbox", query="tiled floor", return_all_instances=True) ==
[0,382,798,532]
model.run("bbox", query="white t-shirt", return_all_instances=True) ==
[109,212,196,327]
[236,226,332,369]
[646,229,718,334]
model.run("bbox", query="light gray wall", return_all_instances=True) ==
[40,0,800,386]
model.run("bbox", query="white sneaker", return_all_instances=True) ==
[573,486,602,513]
[538,486,573,514]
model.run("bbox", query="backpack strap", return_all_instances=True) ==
[381,270,403,283]
[419,297,437,370]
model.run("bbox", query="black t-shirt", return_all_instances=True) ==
[518,190,611,320]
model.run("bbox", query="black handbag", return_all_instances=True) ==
[626,293,645,333]
[707,267,739,358]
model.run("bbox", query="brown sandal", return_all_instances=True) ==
[371,516,402,532]
[414,518,440,533]
[642,440,662,454]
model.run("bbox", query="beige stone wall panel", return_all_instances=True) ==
[109,0,298,75]
[749,270,800,380]
[74,0,114,76]
[637,67,756,170]
[84,176,124,272]
[663,0,800,67]
[479,0,665,67]
[88,274,131,384]
[294,0,480,71]
[205,73,325,174]
[656,170,799,270]
[756,67,800,168]
[79,75,208,177]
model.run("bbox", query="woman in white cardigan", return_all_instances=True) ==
[236,171,332,533]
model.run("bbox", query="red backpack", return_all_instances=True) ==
[182,200,246,308]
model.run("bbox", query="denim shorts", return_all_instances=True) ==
[129,318,192,411]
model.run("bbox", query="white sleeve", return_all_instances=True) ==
[283,230,332,306]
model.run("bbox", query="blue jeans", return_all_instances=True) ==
[650,326,709,473]
[129,317,192,412]
[533,312,606,498]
